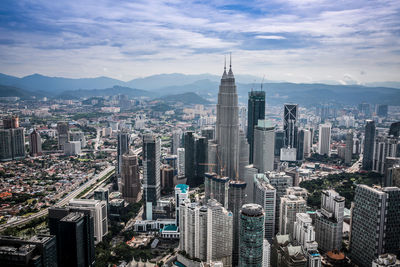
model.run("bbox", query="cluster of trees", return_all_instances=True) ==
[300,172,382,209]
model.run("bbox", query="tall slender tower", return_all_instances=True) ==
[247,90,265,164]
[215,55,240,178]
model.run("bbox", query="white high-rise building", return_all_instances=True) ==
[253,173,276,243]
[179,199,233,266]
[175,184,189,227]
[303,129,312,157]
[263,239,271,267]
[279,195,307,236]
[68,199,108,243]
[318,123,331,156]
[177,148,185,177]
[253,119,275,172]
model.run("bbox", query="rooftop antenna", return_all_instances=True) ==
[224,55,226,72]
[261,75,265,91]
[229,52,232,69]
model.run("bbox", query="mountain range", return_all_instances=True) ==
[1,72,400,106]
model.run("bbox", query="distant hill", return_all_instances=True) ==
[0,72,399,106]
[57,85,152,99]
[159,92,211,105]
[0,84,42,99]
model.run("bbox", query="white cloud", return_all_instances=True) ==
[255,35,286,40]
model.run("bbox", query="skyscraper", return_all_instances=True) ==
[247,90,266,164]
[184,131,195,185]
[121,153,140,203]
[296,129,305,161]
[215,57,240,179]
[318,123,331,156]
[315,190,344,252]
[117,131,130,175]
[228,180,246,266]
[350,185,400,267]
[253,120,275,172]
[283,104,298,149]
[171,129,182,155]
[179,199,233,266]
[195,136,208,185]
[239,130,249,181]
[274,130,285,157]
[362,119,376,170]
[303,129,312,158]
[57,121,69,150]
[345,131,353,165]
[29,129,42,156]
[372,135,399,174]
[143,134,161,220]
[204,173,229,208]
[239,204,265,267]
[279,195,307,236]
[253,173,276,243]
[177,147,185,177]
[0,122,25,161]
[175,184,189,226]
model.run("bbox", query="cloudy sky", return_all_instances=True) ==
[0,0,399,84]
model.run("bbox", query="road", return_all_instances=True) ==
[346,154,363,173]
[0,165,115,231]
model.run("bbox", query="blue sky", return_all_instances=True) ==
[0,0,399,84]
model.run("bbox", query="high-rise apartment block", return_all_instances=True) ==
[57,121,69,150]
[279,195,307,236]
[179,199,233,266]
[29,129,42,156]
[0,118,25,161]
[315,190,344,252]
[318,123,331,156]
[121,153,140,203]
[253,120,275,172]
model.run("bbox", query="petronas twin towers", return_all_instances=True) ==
[215,56,240,178]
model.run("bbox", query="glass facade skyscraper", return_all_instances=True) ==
[247,91,265,164]
[239,204,265,267]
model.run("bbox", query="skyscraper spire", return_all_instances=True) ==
[224,55,227,72]
[230,52,232,70]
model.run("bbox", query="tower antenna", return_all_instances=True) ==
[230,52,232,69]
[261,75,265,91]
[224,55,226,72]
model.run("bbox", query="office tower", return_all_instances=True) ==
[271,234,307,267]
[184,131,196,185]
[293,213,321,267]
[239,204,265,267]
[267,171,293,233]
[247,90,266,164]
[283,104,298,148]
[363,119,376,170]
[253,120,275,172]
[201,127,214,142]
[171,130,182,155]
[64,141,81,155]
[0,235,57,267]
[228,180,246,266]
[296,129,305,161]
[143,134,161,220]
[117,131,130,175]
[160,164,174,192]
[389,121,400,137]
[350,185,400,267]
[386,162,400,187]
[29,129,42,156]
[3,116,19,129]
[244,165,259,203]
[279,195,307,236]
[57,121,69,150]
[318,123,331,156]
[215,57,240,179]
[286,187,308,200]
[263,240,271,267]
[68,199,108,243]
[315,190,344,252]
[253,173,276,243]
[204,173,229,208]
[195,136,208,185]
[121,153,140,203]
[345,131,353,165]
[303,129,312,158]
[175,184,189,226]
[94,188,109,205]
[274,130,285,157]
[373,136,400,174]
[70,131,86,148]
[239,130,249,181]
[0,124,25,161]
[177,148,185,177]
[179,199,233,266]
[377,104,388,117]
[48,208,95,267]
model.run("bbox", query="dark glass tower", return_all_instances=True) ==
[296,129,305,161]
[239,204,265,267]
[247,91,265,164]
[274,130,284,157]
[195,136,208,186]
[283,104,298,148]
[362,120,375,170]
[117,131,130,175]
[184,131,195,186]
